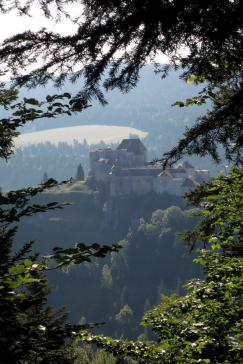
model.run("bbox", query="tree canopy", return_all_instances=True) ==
[0,0,242,165]
[76,163,85,181]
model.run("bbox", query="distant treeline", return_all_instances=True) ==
[0,140,117,189]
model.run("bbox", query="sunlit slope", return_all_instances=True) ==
[15,125,148,147]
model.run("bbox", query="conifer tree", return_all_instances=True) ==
[41,171,49,184]
[76,163,85,181]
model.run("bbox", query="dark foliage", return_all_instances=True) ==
[183,167,243,256]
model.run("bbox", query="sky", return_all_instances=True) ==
[0,4,80,42]
[0,4,85,78]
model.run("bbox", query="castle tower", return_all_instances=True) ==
[116,138,147,167]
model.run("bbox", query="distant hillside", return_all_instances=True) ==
[17,65,206,133]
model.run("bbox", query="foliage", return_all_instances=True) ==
[115,304,133,325]
[0,1,242,164]
[78,168,243,363]
[101,264,113,289]
[0,258,77,363]
[74,345,138,364]
[79,331,164,364]
[163,83,243,166]
[183,167,243,254]
[141,253,243,363]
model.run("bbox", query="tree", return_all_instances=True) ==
[0,0,242,165]
[101,264,113,289]
[115,304,133,324]
[76,163,85,181]
[41,171,49,184]
[79,168,243,363]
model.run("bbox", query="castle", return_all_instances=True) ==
[89,139,209,197]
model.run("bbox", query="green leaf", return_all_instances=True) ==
[24,98,39,105]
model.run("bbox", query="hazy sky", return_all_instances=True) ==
[0,4,80,42]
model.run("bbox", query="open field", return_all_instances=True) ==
[15,125,148,147]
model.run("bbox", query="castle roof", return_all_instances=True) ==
[176,161,194,169]
[168,168,187,174]
[158,170,173,178]
[98,158,113,164]
[111,167,163,177]
[117,139,147,155]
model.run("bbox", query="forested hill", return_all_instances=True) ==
[18,65,206,133]
[15,185,199,339]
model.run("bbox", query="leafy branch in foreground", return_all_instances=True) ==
[78,168,243,364]
[162,82,243,167]
[183,167,243,254]
[78,331,164,364]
